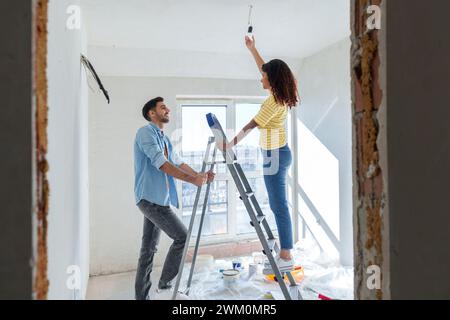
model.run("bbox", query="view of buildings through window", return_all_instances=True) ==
[180,102,277,238]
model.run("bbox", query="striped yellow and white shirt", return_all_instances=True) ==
[253,95,288,150]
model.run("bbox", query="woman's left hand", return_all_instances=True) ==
[217,140,230,152]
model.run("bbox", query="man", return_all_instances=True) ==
[134,97,215,300]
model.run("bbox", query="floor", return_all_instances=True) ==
[86,238,354,300]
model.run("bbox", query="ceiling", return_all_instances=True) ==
[81,0,350,59]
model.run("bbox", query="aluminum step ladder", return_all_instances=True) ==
[172,113,303,300]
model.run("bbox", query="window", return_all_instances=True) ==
[178,98,278,242]
[181,105,228,237]
[235,103,276,235]
[181,105,227,174]
[181,180,228,236]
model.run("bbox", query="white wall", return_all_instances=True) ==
[47,0,89,299]
[295,38,353,266]
[89,76,265,275]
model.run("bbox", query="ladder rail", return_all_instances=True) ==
[171,137,214,300]
[218,139,279,249]
[206,113,302,301]
[172,112,303,301]
[221,145,292,300]
[286,271,303,300]
[215,133,277,243]
[234,162,278,244]
[185,147,218,294]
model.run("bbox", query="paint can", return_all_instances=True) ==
[222,269,240,288]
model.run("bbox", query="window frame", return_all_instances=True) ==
[176,96,286,246]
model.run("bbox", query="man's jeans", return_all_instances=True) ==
[135,199,188,300]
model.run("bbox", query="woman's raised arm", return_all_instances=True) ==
[245,36,265,73]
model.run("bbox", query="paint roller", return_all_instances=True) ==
[247,5,254,37]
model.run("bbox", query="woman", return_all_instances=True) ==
[225,36,299,271]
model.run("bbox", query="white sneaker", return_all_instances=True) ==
[263,255,294,275]
[152,288,190,300]
[174,292,190,300]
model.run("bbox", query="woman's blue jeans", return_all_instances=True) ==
[262,144,294,250]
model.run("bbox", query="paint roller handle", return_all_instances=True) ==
[247,5,254,36]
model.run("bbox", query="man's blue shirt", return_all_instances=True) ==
[134,122,184,208]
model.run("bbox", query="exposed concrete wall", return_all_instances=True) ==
[386,0,450,299]
[0,0,33,300]
[89,76,265,275]
[34,0,52,300]
[353,0,450,300]
[352,0,388,300]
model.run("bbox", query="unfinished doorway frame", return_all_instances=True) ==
[31,0,388,300]
[351,0,388,300]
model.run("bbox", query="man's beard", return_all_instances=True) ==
[157,114,170,123]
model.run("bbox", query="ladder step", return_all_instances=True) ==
[250,215,266,226]
[239,191,254,200]
[267,239,277,251]
[263,239,277,255]
[206,161,226,165]
[208,160,238,165]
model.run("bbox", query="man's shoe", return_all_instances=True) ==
[157,283,173,291]
[153,287,190,300]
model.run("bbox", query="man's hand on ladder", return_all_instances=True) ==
[206,170,216,183]
[193,173,208,187]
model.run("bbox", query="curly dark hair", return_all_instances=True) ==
[262,59,299,108]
